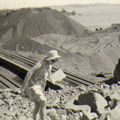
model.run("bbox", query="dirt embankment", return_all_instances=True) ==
[1,32,120,80]
[0,7,120,80]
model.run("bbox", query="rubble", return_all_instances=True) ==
[110,103,120,119]
[80,111,98,120]
[0,81,120,120]
[0,99,4,105]
[110,91,120,101]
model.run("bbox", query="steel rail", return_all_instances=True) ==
[0,74,21,89]
[0,49,96,86]
[0,49,35,66]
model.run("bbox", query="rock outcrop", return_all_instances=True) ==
[113,58,120,83]
[1,82,120,119]
[78,91,108,113]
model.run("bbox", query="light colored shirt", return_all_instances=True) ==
[27,60,52,90]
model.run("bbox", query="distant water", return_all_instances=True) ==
[54,5,120,31]
[70,14,120,31]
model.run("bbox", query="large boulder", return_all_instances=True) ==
[110,103,120,120]
[80,111,98,120]
[100,103,120,120]
[110,91,120,101]
[78,91,108,113]
[65,95,91,112]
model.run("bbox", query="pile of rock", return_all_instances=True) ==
[64,83,120,120]
[0,83,120,120]
[0,89,33,120]
[0,86,81,120]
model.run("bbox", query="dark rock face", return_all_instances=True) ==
[104,58,120,85]
[113,58,120,83]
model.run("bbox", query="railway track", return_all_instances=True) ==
[0,49,96,88]
[0,73,21,89]
[0,76,10,89]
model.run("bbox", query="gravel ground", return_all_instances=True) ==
[0,85,84,120]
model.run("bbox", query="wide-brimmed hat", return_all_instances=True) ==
[45,50,61,61]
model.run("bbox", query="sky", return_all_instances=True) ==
[0,0,120,10]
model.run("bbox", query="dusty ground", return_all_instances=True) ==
[1,81,120,120]
[0,85,83,120]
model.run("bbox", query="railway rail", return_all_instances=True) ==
[0,49,96,88]
[0,73,21,89]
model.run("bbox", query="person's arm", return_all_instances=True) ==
[21,62,42,90]
[48,65,52,76]
[45,65,53,82]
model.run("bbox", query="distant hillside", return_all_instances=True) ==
[52,3,120,9]
[0,7,91,39]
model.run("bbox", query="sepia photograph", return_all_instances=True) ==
[0,0,120,119]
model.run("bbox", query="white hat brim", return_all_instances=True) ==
[45,55,61,61]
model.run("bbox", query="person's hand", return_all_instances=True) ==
[48,78,56,84]
[20,86,25,96]
[20,85,24,91]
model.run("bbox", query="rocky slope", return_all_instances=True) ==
[1,82,120,120]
